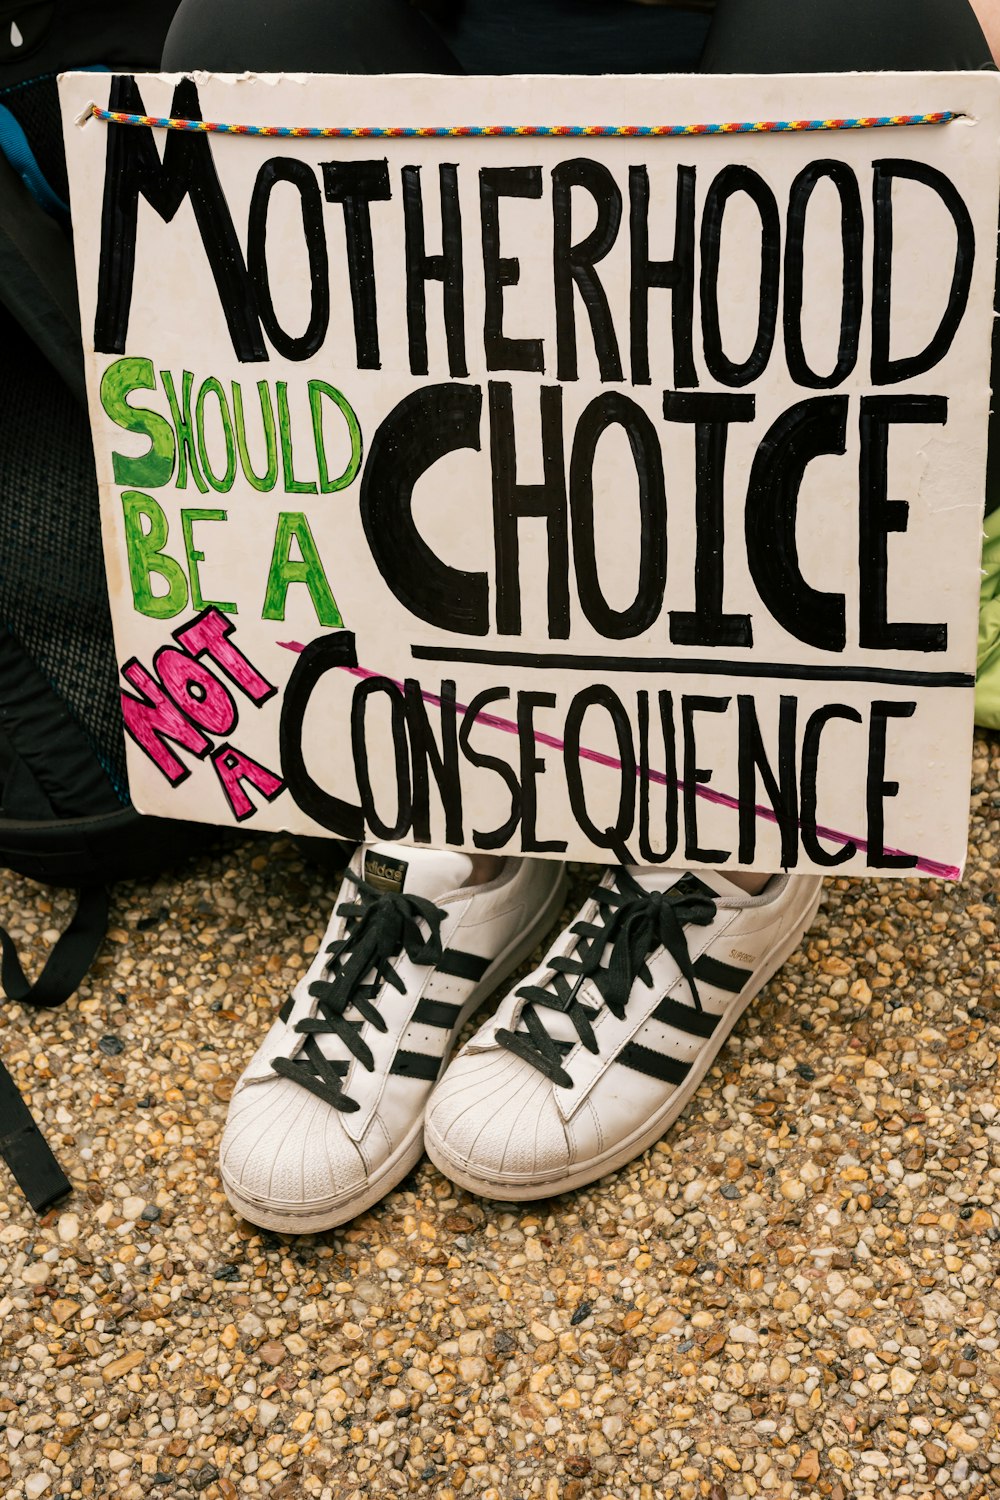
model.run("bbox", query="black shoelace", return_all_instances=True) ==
[495,869,717,1089]
[270,870,445,1113]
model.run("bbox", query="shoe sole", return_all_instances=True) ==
[424,879,824,1202]
[221,867,570,1234]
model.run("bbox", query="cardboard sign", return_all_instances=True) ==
[59,70,1000,877]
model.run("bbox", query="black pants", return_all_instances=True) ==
[163,0,992,76]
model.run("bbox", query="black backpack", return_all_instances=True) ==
[0,50,352,1215]
[0,20,209,1213]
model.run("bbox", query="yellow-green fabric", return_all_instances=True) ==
[977,506,1000,729]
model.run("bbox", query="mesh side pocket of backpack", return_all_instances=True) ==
[0,74,70,205]
[0,303,129,802]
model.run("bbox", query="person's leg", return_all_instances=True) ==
[969,0,1000,64]
[162,0,461,74]
[701,0,994,73]
[427,0,997,1201]
[165,0,561,1237]
[161,0,806,1216]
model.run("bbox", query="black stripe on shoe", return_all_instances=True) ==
[618,1042,692,1085]
[692,954,753,992]
[278,999,293,1023]
[390,1050,442,1081]
[412,997,462,1028]
[651,995,720,1039]
[436,948,491,981]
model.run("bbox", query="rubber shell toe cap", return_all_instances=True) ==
[220,1076,369,1211]
[425,1047,572,1182]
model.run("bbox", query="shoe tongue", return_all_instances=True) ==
[302,844,472,1072]
[363,843,474,902]
[626,866,747,901]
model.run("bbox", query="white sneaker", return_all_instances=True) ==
[424,866,823,1200]
[219,844,567,1232]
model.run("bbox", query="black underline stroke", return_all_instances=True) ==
[410,646,973,690]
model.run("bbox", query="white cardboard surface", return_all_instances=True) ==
[59,70,1000,877]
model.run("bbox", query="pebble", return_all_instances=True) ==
[946,1422,980,1453]
[0,740,996,1500]
[102,1351,144,1382]
[55,1213,79,1243]
[890,1366,918,1396]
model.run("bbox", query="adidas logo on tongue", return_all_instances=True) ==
[364,850,409,894]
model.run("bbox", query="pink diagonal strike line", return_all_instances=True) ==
[277,642,959,880]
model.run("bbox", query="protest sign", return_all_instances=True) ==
[59,70,999,876]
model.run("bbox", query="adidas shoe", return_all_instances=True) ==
[424,866,823,1200]
[219,843,567,1232]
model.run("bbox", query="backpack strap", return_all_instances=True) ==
[0,883,109,1007]
[0,1055,70,1212]
[0,884,107,1213]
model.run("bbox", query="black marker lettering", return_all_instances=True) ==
[480,166,545,373]
[279,631,363,840]
[859,396,948,651]
[404,677,463,844]
[872,159,975,384]
[247,158,330,362]
[351,675,412,841]
[458,687,523,849]
[564,684,637,861]
[637,689,679,864]
[402,163,467,378]
[490,381,569,639]
[681,694,731,864]
[701,165,780,388]
[629,163,697,387]
[736,693,799,868]
[784,160,863,389]
[95,76,264,361]
[665,392,755,648]
[745,397,849,651]
[570,392,667,639]
[517,691,568,854]
[799,703,862,865]
[321,159,392,369]
[866,700,919,868]
[361,383,488,635]
[553,158,624,383]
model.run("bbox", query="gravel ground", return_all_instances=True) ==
[0,733,997,1500]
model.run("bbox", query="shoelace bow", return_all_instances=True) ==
[271,870,445,1113]
[496,870,717,1088]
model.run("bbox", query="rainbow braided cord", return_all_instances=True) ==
[91,107,959,139]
